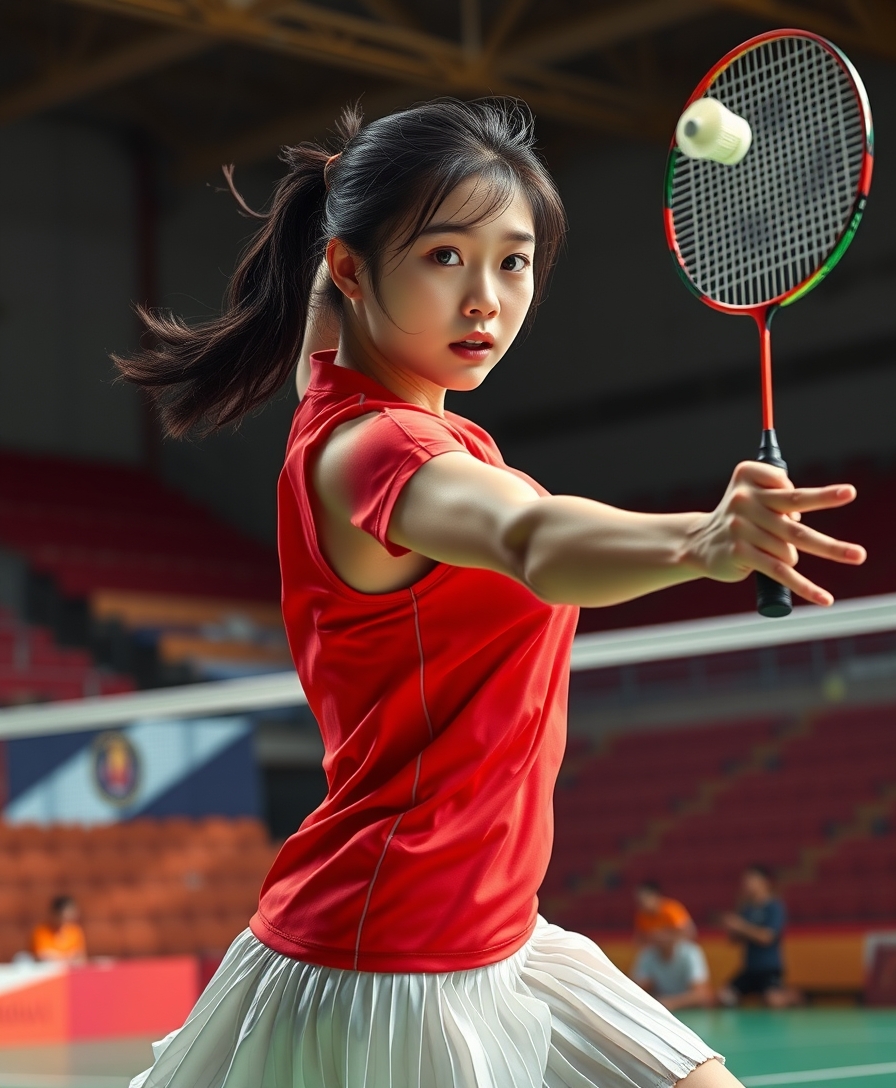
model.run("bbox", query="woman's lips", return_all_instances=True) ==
[449,341,493,362]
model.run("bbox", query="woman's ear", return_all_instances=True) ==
[326,238,363,301]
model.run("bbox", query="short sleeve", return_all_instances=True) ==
[344,408,468,557]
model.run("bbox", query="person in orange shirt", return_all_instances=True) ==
[634,881,697,946]
[31,895,87,964]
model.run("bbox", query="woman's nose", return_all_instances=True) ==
[463,280,500,319]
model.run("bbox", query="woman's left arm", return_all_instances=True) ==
[382,455,864,609]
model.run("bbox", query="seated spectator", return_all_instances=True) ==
[717,864,801,1008]
[633,880,696,945]
[632,927,713,1010]
[30,895,87,964]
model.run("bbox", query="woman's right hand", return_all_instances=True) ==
[687,461,866,606]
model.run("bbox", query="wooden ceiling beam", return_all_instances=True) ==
[352,0,420,30]
[712,0,896,61]
[178,84,420,179]
[499,60,672,133]
[55,0,464,81]
[461,0,483,60]
[505,0,718,66]
[56,0,450,80]
[58,0,462,63]
[0,29,211,126]
[51,0,674,143]
[490,77,667,139]
[268,1,460,62]
[483,0,533,59]
[847,0,896,36]
[180,62,657,176]
[181,81,653,178]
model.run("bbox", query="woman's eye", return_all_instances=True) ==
[501,254,530,272]
[432,249,460,266]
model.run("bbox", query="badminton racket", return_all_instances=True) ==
[664,29,874,617]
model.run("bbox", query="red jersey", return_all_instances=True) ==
[250,351,578,972]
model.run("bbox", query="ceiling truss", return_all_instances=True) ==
[0,0,892,175]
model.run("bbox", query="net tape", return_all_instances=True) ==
[670,36,866,307]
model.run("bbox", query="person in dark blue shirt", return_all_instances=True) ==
[717,864,802,1007]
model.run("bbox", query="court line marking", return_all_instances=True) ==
[742,1061,896,1085]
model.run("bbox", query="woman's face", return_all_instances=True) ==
[341,175,536,392]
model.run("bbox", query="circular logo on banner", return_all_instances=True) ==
[92,731,141,806]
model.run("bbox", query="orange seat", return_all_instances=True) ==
[1,824,47,852]
[77,851,126,886]
[120,917,164,957]
[198,914,246,954]
[129,881,181,920]
[161,817,198,841]
[0,886,30,923]
[90,591,282,635]
[173,885,209,918]
[238,817,269,843]
[12,850,66,885]
[82,918,126,958]
[112,849,153,882]
[36,825,64,849]
[90,823,128,848]
[159,846,216,884]
[198,815,240,839]
[89,884,146,922]
[211,882,258,916]
[226,843,277,882]
[157,916,202,956]
[0,921,30,962]
[124,818,167,846]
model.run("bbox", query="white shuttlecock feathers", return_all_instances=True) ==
[675,97,753,165]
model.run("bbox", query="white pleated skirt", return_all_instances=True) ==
[130,917,722,1088]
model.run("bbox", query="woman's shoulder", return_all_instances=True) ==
[443,409,504,461]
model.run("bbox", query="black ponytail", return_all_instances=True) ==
[115,98,564,437]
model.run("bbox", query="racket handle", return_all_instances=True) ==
[755,428,792,619]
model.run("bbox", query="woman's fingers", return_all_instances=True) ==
[736,540,834,606]
[787,521,865,564]
[712,463,866,601]
[761,483,857,514]
[744,507,866,565]
[735,518,799,567]
[734,463,858,514]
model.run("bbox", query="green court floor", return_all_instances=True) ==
[680,1008,896,1087]
[0,1035,154,1087]
[0,1009,893,1087]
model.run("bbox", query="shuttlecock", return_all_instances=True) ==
[676,97,752,165]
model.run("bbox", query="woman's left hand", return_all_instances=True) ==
[688,460,866,606]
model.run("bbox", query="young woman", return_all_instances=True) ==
[120,98,864,1088]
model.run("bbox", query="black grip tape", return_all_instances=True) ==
[755,428,792,619]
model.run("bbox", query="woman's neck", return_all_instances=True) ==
[334,321,447,416]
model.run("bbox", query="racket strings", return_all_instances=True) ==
[670,35,866,307]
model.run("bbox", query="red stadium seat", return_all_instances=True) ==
[549,696,896,930]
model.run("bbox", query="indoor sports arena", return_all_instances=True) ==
[0,2,895,1087]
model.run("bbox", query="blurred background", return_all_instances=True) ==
[0,1,895,1084]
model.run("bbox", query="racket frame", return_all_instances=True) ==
[663,28,875,431]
